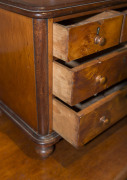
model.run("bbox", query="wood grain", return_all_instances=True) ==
[0,0,127,18]
[53,47,127,105]
[33,19,52,135]
[121,10,127,42]
[53,4,127,22]
[53,11,123,62]
[48,19,53,132]
[0,0,126,11]
[53,61,74,105]
[0,9,38,130]
[0,112,127,179]
[53,83,127,147]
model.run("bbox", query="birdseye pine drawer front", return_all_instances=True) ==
[121,10,127,42]
[53,10,123,62]
[53,82,127,147]
[53,47,127,106]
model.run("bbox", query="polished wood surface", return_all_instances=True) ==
[0,0,126,10]
[0,8,61,158]
[0,0,127,18]
[0,113,127,179]
[53,4,127,23]
[53,82,127,147]
[53,11,123,62]
[33,19,52,135]
[121,10,127,42]
[53,46,127,105]
[0,9,38,130]
[48,19,53,132]
[0,1,127,159]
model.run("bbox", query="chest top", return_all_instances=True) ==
[0,0,127,18]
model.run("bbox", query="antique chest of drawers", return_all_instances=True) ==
[0,0,127,158]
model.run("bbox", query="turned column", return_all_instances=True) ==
[33,19,54,158]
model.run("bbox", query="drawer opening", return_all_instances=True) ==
[53,45,127,105]
[116,8,127,12]
[54,44,127,69]
[53,10,123,62]
[57,14,96,26]
[53,81,127,147]
[54,81,127,113]
[57,11,121,27]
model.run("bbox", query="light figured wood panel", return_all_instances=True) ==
[53,47,127,105]
[53,83,127,147]
[53,11,123,62]
[0,9,38,130]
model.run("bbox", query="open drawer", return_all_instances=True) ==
[53,82,127,147]
[53,46,127,106]
[53,10,123,62]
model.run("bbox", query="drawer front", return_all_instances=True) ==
[53,47,127,106]
[121,11,127,42]
[53,11,123,62]
[53,83,127,147]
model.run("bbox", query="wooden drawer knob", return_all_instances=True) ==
[100,116,110,125]
[94,35,106,46]
[96,75,107,85]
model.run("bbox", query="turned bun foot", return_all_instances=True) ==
[35,144,54,159]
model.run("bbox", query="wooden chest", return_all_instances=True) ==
[0,0,127,159]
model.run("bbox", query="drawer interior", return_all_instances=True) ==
[53,45,127,105]
[53,8,127,148]
[53,81,127,147]
[55,45,127,69]
[53,10,123,61]
[56,10,121,27]
[56,81,127,113]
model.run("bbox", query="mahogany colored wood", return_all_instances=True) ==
[48,19,53,132]
[53,11,123,62]
[53,4,127,22]
[53,82,127,147]
[0,112,127,179]
[121,10,127,42]
[35,144,55,159]
[0,8,60,158]
[0,101,60,147]
[0,0,127,160]
[33,19,49,135]
[53,46,127,105]
[0,0,127,18]
[33,19,52,135]
[0,8,38,130]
